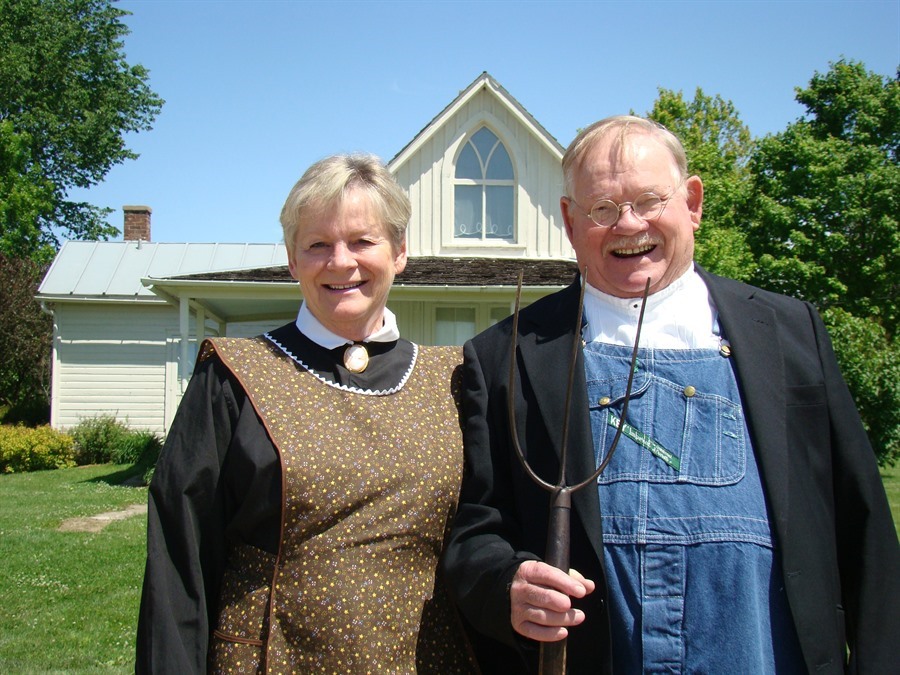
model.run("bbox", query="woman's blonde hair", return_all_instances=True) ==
[280,153,410,251]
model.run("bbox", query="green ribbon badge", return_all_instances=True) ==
[607,412,681,471]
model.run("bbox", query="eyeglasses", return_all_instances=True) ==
[567,179,685,228]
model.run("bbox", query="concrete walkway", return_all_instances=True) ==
[58,503,147,533]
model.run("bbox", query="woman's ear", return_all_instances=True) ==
[287,247,301,281]
[393,240,408,275]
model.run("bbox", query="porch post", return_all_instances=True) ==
[179,296,190,392]
[197,306,206,344]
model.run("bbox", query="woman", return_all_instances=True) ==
[136,154,476,673]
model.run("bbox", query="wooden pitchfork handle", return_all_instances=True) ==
[507,271,650,674]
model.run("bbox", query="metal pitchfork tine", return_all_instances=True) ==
[507,270,651,675]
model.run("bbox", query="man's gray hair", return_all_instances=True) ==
[562,115,688,197]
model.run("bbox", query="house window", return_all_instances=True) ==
[489,305,511,326]
[432,305,517,345]
[454,127,515,241]
[435,307,476,345]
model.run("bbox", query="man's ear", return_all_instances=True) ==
[685,176,703,231]
[560,196,576,243]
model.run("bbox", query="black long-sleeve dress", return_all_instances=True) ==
[136,323,476,673]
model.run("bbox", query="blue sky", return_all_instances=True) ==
[70,0,899,245]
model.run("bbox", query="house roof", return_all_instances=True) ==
[142,257,578,324]
[36,241,288,301]
[35,256,580,330]
[36,238,576,324]
[389,71,565,171]
[171,257,577,287]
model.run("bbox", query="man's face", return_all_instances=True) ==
[560,132,703,298]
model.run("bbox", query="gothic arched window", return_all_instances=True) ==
[454,127,515,240]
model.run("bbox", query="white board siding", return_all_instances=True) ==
[226,319,292,338]
[51,303,179,434]
[47,293,559,436]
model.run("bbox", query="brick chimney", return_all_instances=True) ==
[123,205,151,242]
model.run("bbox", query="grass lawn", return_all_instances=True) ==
[881,461,900,539]
[0,461,897,673]
[0,465,147,674]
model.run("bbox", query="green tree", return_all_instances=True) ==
[0,252,52,424]
[744,60,899,332]
[823,308,900,466]
[645,87,756,280]
[743,60,900,464]
[0,121,56,263]
[0,0,163,260]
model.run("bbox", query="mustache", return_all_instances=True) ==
[605,234,661,251]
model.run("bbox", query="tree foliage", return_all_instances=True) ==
[739,60,899,464]
[0,252,52,424]
[0,121,56,263]
[0,0,163,260]
[823,308,900,466]
[744,60,899,333]
[645,87,756,280]
[645,65,900,464]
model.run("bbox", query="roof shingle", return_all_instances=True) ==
[173,257,578,287]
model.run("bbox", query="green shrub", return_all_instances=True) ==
[114,430,162,485]
[70,416,130,465]
[111,429,161,465]
[68,417,163,483]
[0,425,76,473]
[129,433,163,485]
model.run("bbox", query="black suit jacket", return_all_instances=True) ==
[443,268,899,674]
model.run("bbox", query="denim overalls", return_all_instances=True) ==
[584,341,804,673]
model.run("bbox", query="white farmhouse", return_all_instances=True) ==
[36,73,578,434]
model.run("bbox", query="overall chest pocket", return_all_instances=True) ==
[588,372,747,486]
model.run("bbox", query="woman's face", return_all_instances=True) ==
[288,188,407,341]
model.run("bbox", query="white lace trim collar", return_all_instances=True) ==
[263,331,418,397]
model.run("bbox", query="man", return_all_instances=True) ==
[443,116,899,673]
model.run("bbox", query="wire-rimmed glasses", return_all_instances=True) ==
[566,178,686,228]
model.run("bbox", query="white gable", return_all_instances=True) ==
[390,73,574,261]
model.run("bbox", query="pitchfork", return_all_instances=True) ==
[507,271,650,674]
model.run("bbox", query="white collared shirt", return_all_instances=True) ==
[294,302,401,350]
[582,265,721,350]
